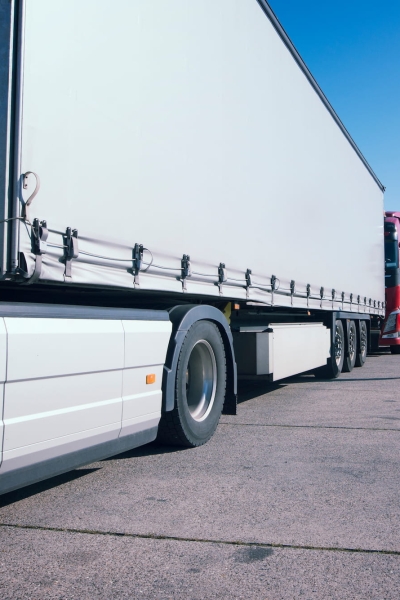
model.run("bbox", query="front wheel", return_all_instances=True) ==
[390,345,400,355]
[157,320,226,447]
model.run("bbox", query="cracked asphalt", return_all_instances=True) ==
[1,351,400,599]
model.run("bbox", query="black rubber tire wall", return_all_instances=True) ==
[157,320,226,447]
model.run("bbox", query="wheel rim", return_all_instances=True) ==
[335,324,343,366]
[348,324,356,361]
[185,339,217,422]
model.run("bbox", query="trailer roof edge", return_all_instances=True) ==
[256,0,385,192]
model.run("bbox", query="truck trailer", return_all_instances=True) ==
[0,0,385,495]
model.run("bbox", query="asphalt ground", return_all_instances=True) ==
[1,351,399,599]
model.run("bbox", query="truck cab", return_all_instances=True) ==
[381,212,400,353]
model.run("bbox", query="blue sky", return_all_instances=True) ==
[267,0,400,210]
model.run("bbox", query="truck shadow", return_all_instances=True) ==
[0,444,183,504]
[329,376,400,382]
[0,468,100,508]
[237,380,285,404]
[5,365,394,504]
[286,374,400,383]
[103,441,186,461]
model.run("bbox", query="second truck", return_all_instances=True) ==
[380,212,400,352]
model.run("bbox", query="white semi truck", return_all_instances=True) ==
[0,0,384,495]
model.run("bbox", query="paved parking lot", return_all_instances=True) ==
[1,351,399,599]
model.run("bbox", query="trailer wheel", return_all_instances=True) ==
[342,320,357,372]
[355,321,367,366]
[314,319,344,379]
[157,320,226,447]
[390,346,400,355]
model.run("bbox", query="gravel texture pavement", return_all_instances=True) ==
[1,351,399,598]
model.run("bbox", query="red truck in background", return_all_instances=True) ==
[381,212,400,353]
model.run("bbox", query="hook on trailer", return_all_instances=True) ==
[245,269,252,298]
[63,227,79,278]
[180,254,191,292]
[290,280,295,305]
[217,263,227,295]
[132,243,144,286]
[22,171,41,222]
[306,283,311,307]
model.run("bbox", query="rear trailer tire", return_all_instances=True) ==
[314,319,344,379]
[355,320,368,367]
[157,321,226,447]
[390,345,400,355]
[342,320,357,372]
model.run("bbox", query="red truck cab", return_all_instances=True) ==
[381,212,400,353]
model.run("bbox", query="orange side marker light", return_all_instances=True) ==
[146,374,156,385]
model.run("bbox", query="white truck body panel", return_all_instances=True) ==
[234,323,330,380]
[9,0,383,313]
[123,321,173,368]
[269,324,331,381]
[121,320,171,436]
[5,318,125,380]
[0,315,172,479]
[3,371,123,469]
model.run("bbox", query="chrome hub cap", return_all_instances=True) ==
[185,340,217,422]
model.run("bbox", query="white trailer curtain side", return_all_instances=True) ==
[1,0,385,314]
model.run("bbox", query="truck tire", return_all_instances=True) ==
[157,320,226,447]
[314,319,344,379]
[342,320,357,372]
[355,320,367,366]
[390,346,400,355]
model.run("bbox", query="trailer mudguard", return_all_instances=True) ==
[162,305,237,416]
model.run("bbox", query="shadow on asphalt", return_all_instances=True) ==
[237,380,285,404]
[282,375,400,384]
[0,468,100,508]
[103,441,186,461]
[0,444,186,504]
[2,351,395,505]
[328,377,400,382]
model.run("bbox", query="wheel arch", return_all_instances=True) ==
[162,304,237,415]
